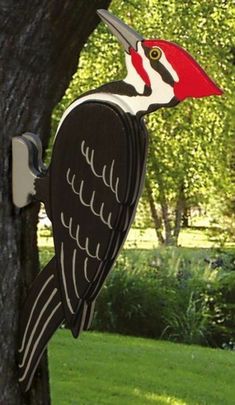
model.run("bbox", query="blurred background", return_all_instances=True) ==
[39,0,235,350]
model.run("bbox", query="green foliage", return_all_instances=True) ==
[39,243,234,347]
[49,330,235,405]
[50,0,235,242]
[93,248,235,347]
[39,246,54,268]
[208,195,235,246]
[142,0,235,242]
[161,292,211,345]
[211,251,235,347]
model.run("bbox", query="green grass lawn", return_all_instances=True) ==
[38,226,224,251]
[39,225,233,268]
[49,330,235,405]
[38,226,235,259]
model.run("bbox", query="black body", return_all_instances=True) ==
[50,100,147,332]
[17,8,222,393]
[18,99,148,391]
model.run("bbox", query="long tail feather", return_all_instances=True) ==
[18,257,64,392]
[71,299,96,337]
[83,301,96,331]
[71,300,88,338]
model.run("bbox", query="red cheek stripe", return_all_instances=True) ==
[130,48,151,87]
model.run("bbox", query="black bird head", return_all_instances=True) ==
[97,9,222,109]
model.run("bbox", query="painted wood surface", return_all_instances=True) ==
[13,8,222,392]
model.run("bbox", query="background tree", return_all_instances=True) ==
[0,1,111,404]
[53,0,234,246]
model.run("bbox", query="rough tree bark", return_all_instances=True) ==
[0,1,111,404]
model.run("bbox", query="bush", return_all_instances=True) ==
[206,251,235,348]
[93,249,235,348]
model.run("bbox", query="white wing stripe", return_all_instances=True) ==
[109,160,115,193]
[72,249,80,299]
[66,169,113,229]
[81,140,120,202]
[84,258,90,283]
[96,243,101,260]
[19,288,58,368]
[75,224,86,252]
[66,169,79,195]
[18,274,54,353]
[61,213,102,260]
[102,165,109,187]
[60,242,75,314]
[79,180,91,207]
[115,177,119,196]
[19,301,62,383]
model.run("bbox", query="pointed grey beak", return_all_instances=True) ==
[97,9,143,53]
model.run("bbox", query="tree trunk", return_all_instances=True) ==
[156,172,173,245]
[145,177,165,245]
[147,137,174,246]
[182,206,190,228]
[0,1,111,403]
[173,183,185,245]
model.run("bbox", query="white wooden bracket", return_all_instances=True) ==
[12,133,47,208]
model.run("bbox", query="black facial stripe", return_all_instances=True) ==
[137,96,180,118]
[88,81,139,96]
[86,81,152,97]
[151,60,174,86]
[143,45,175,87]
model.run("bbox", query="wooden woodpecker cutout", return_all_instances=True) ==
[12,9,222,392]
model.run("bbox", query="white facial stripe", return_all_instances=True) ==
[124,52,146,94]
[159,51,179,82]
[138,43,175,104]
[139,43,161,85]
[137,42,178,84]
[55,42,176,123]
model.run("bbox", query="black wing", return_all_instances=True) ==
[50,101,147,329]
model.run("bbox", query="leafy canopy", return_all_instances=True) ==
[52,0,235,235]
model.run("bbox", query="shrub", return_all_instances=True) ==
[93,249,235,348]
[161,292,212,345]
[93,252,172,338]
[206,252,235,348]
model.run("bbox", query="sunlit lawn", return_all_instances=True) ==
[124,227,216,249]
[38,227,213,269]
[38,225,224,251]
[38,225,235,269]
[49,330,235,405]
[43,225,235,404]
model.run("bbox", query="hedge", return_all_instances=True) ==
[93,249,235,348]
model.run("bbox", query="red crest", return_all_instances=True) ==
[144,40,223,100]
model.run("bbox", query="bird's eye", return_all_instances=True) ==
[149,47,162,60]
